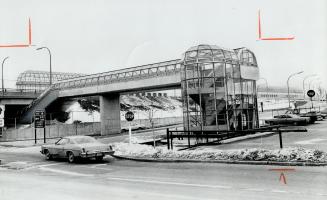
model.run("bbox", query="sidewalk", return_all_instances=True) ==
[0,125,181,148]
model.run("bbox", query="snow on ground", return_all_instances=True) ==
[112,143,327,163]
[0,146,40,154]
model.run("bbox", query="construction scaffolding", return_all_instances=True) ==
[181,44,260,133]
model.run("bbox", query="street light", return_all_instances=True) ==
[302,74,317,99]
[309,78,320,90]
[36,47,52,85]
[258,78,269,98]
[1,56,9,95]
[287,71,304,108]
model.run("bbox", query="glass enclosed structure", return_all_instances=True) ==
[181,44,260,132]
[16,70,84,91]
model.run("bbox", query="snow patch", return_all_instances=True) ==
[112,143,327,163]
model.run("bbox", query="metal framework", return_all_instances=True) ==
[181,44,260,134]
[52,59,181,90]
[16,70,83,91]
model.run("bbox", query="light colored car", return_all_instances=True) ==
[121,122,146,131]
[41,136,114,163]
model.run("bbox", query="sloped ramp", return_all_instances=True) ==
[19,89,59,124]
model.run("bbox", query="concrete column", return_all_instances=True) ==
[100,93,121,135]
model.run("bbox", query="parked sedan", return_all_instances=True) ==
[41,136,114,163]
[265,114,310,126]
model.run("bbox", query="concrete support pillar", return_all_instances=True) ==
[100,93,121,135]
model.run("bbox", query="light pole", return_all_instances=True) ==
[258,78,269,98]
[302,74,316,99]
[287,71,304,108]
[1,56,9,95]
[308,78,320,91]
[36,47,52,85]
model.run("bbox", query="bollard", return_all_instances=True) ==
[166,128,170,150]
[278,130,283,149]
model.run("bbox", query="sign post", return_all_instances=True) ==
[307,90,315,109]
[125,111,134,144]
[34,110,46,144]
[0,105,5,137]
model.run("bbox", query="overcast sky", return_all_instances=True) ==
[0,0,326,91]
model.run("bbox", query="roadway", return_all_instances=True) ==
[1,120,327,200]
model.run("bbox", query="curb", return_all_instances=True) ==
[112,155,327,166]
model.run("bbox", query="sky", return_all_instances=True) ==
[0,0,326,92]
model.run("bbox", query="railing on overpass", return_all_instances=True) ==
[52,59,181,90]
[0,88,42,97]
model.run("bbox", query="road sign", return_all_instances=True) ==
[0,105,5,118]
[34,110,46,128]
[0,119,4,127]
[125,111,134,122]
[307,90,315,98]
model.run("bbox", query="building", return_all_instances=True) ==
[16,70,84,91]
[181,44,260,131]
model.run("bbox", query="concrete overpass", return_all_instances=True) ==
[0,89,42,126]
[20,59,182,135]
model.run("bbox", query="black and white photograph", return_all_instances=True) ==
[0,0,326,199]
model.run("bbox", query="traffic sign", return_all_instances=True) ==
[307,90,315,98]
[0,105,5,118]
[34,110,46,128]
[125,111,134,122]
[0,119,4,127]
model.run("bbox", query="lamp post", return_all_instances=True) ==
[287,71,304,108]
[1,56,9,95]
[258,78,269,98]
[309,78,320,90]
[303,74,317,99]
[36,47,52,85]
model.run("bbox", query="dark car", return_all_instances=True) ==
[41,136,114,163]
[265,114,310,126]
[285,109,319,123]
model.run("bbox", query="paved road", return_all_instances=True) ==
[199,118,327,152]
[1,152,326,200]
[1,112,327,200]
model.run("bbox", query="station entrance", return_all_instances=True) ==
[181,44,260,133]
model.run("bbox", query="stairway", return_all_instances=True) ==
[19,88,59,124]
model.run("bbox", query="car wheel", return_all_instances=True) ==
[67,152,75,163]
[96,156,103,161]
[44,150,52,160]
[293,122,298,126]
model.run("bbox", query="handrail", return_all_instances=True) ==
[55,59,181,84]
[53,59,182,90]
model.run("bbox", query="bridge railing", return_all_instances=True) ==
[0,88,42,96]
[52,59,181,90]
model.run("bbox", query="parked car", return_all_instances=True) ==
[41,136,114,163]
[319,108,327,119]
[285,109,319,123]
[265,114,310,126]
[121,122,146,131]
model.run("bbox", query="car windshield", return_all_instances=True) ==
[71,137,99,144]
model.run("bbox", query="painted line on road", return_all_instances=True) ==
[37,163,65,168]
[39,167,93,177]
[242,188,266,192]
[90,164,108,168]
[271,190,287,193]
[106,176,232,189]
